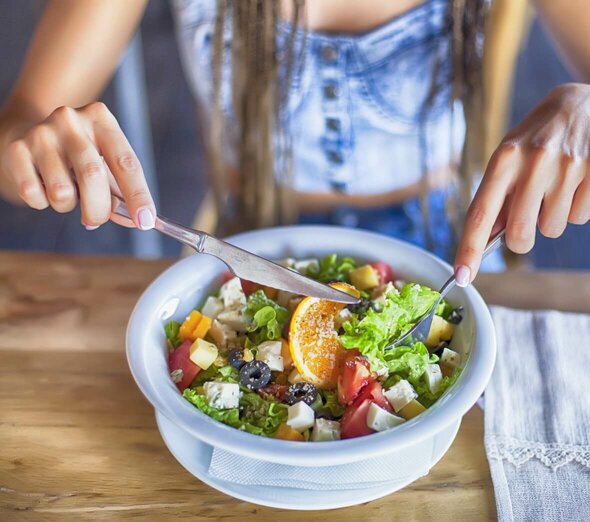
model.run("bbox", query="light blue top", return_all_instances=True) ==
[171,0,504,269]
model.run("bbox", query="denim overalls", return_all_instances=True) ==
[172,0,503,269]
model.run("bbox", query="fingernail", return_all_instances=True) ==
[85,225,99,231]
[137,207,155,230]
[455,265,471,287]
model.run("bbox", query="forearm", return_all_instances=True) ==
[5,0,147,119]
[533,0,590,82]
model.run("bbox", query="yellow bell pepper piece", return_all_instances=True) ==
[398,399,426,420]
[274,423,305,441]
[179,311,212,342]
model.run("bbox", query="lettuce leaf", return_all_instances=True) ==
[412,368,462,407]
[183,388,241,426]
[239,391,288,435]
[306,254,357,283]
[380,342,438,384]
[315,390,346,418]
[245,290,289,343]
[435,299,453,320]
[191,364,239,387]
[382,348,462,407]
[164,320,181,348]
[183,387,288,437]
[339,283,440,372]
[393,283,441,324]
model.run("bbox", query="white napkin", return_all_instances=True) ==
[485,307,590,522]
[208,436,434,490]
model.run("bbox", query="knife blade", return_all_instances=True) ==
[201,235,360,304]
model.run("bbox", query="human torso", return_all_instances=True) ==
[172,0,463,212]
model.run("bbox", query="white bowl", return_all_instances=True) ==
[126,226,496,506]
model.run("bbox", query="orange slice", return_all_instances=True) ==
[289,282,360,389]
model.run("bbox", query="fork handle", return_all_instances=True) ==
[439,229,506,298]
[111,195,208,252]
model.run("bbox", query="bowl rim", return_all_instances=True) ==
[126,225,496,466]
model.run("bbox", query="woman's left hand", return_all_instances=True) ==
[454,82,590,285]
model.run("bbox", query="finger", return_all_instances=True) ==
[569,163,590,224]
[491,196,510,237]
[35,146,77,213]
[84,103,156,230]
[2,139,49,209]
[505,150,551,254]
[538,156,584,237]
[454,144,516,285]
[62,132,111,228]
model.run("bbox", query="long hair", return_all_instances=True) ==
[206,0,492,244]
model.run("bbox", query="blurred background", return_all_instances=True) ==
[1,1,589,268]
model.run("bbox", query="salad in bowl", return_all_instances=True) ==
[164,254,464,442]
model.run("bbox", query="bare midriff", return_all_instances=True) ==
[282,0,426,35]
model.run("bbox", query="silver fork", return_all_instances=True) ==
[385,229,506,350]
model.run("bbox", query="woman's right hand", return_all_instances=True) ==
[0,102,156,230]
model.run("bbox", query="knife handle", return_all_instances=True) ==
[111,195,208,252]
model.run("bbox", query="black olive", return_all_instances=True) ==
[284,382,318,406]
[433,341,449,357]
[228,348,246,370]
[239,361,272,390]
[448,306,464,325]
[347,298,372,315]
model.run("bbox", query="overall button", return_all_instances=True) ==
[330,181,347,193]
[326,118,341,132]
[327,150,343,164]
[323,84,338,99]
[320,44,338,62]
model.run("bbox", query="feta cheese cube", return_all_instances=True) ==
[217,309,248,332]
[287,401,315,432]
[219,277,246,310]
[384,380,418,413]
[440,347,462,369]
[424,363,443,394]
[310,418,341,441]
[334,308,353,330]
[257,340,282,356]
[256,341,284,372]
[200,296,224,319]
[203,382,240,409]
[189,338,218,370]
[208,319,237,349]
[293,258,319,274]
[366,403,405,432]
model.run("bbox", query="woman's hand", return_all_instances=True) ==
[0,102,155,230]
[454,83,590,285]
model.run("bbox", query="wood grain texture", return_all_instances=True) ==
[1,251,588,521]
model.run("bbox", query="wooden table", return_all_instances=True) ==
[1,251,589,521]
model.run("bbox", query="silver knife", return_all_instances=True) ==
[111,195,360,305]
